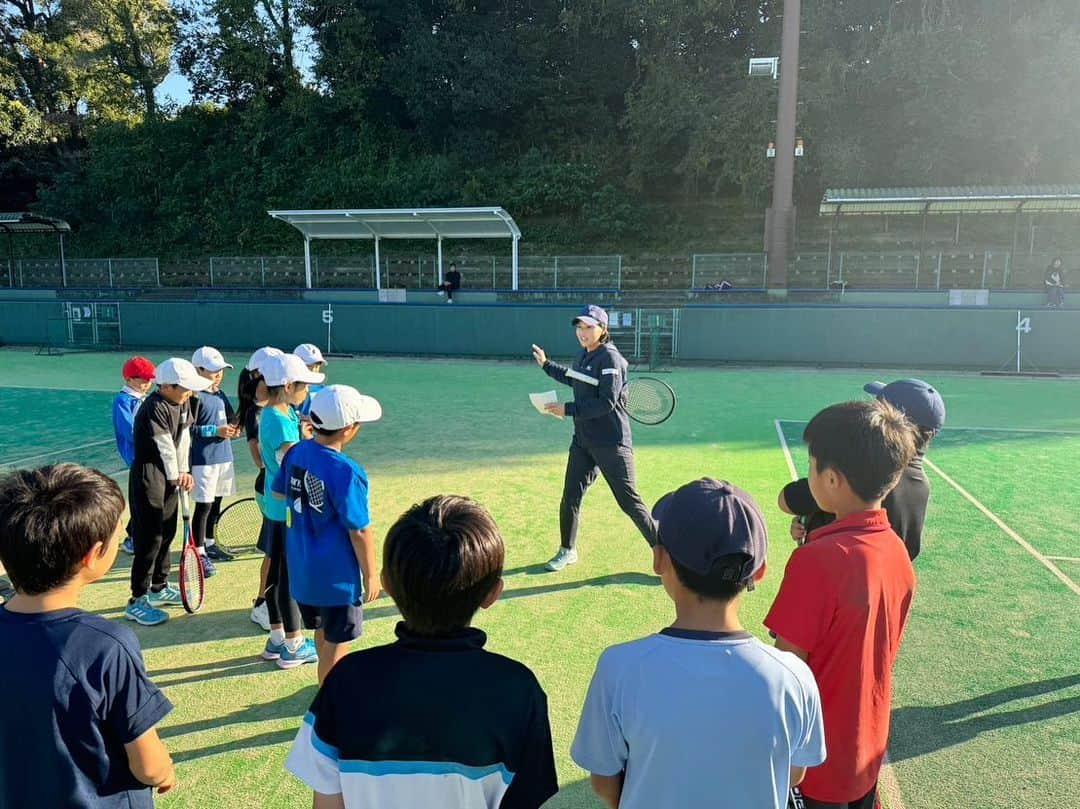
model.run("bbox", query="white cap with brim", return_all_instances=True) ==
[246,346,283,372]
[293,343,327,367]
[262,353,327,387]
[191,346,233,372]
[309,384,382,430]
[154,358,213,391]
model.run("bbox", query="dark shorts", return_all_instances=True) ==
[256,516,276,556]
[792,785,878,809]
[298,601,364,643]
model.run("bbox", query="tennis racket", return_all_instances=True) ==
[625,376,677,425]
[178,489,205,614]
[214,497,262,555]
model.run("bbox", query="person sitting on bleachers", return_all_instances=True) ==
[437,263,462,303]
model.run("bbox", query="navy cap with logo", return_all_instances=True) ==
[863,378,946,430]
[572,304,609,329]
[651,478,768,585]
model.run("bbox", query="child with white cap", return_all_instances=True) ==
[293,343,327,417]
[271,384,382,684]
[258,353,325,669]
[124,358,212,627]
[189,347,242,577]
[238,346,282,631]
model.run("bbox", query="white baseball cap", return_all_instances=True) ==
[293,343,327,367]
[154,358,213,391]
[262,353,326,387]
[191,346,233,372]
[309,385,382,430]
[246,346,283,372]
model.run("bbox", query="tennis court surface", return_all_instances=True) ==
[1,347,1077,809]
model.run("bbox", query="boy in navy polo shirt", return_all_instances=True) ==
[571,478,825,809]
[272,384,382,685]
[0,464,175,808]
[285,494,558,809]
[766,401,918,809]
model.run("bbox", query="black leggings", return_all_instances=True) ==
[128,487,178,599]
[559,439,658,550]
[191,497,222,548]
[264,520,301,633]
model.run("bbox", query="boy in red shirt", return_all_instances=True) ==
[765,400,917,809]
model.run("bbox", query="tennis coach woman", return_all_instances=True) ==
[531,304,658,571]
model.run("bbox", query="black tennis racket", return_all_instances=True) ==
[178,489,205,614]
[214,497,262,555]
[625,376,676,425]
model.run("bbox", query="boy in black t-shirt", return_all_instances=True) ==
[779,378,945,561]
[125,358,211,627]
[0,464,175,808]
[286,495,558,809]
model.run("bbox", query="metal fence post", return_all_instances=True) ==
[491,257,496,289]
[935,252,943,289]
[209,257,215,287]
[153,258,160,287]
[617,255,623,290]
[690,255,697,289]
[1003,251,1012,289]
[981,252,990,288]
[914,254,920,289]
[260,257,266,286]
[837,252,845,287]
[107,259,114,287]
[553,256,559,289]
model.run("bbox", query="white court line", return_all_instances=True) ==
[0,383,115,393]
[4,437,115,466]
[1046,556,1080,563]
[922,457,1080,597]
[774,420,798,481]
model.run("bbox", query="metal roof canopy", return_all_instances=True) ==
[268,207,523,289]
[2,212,71,287]
[820,186,1080,216]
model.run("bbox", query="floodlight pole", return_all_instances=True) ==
[374,237,382,290]
[766,0,801,291]
[437,235,443,285]
[511,235,519,290]
[59,231,67,288]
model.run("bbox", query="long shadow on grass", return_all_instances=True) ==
[889,673,1080,762]
[133,572,659,651]
[163,685,318,763]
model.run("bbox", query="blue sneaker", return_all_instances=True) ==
[277,638,319,670]
[200,554,217,578]
[121,537,135,555]
[147,584,182,607]
[261,638,287,661]
[125,596,169,626]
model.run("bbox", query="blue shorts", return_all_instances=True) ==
[298,601,364,644]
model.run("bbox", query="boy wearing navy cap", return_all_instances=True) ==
[571,478,825,809]
[779,378,945,561]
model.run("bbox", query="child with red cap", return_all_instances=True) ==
[113,356,156,554]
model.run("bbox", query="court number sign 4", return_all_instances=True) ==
[1017,317,1032,334]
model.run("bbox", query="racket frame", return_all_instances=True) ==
[625,376,677,426]
[178,488,205,614]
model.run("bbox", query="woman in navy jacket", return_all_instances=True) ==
[531,305,658,571]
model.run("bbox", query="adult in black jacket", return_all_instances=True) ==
[531,305,658,571]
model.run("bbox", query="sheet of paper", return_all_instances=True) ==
[530,390,562,419]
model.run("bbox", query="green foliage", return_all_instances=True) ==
[8,0,1080,254]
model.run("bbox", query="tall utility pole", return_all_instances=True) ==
[766,0,801,291]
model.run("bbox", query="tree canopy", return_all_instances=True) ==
[4,0,1080,255]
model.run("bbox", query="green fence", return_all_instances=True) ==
[1,294,1076,371]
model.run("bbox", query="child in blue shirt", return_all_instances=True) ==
[272,384,382,685]
[293,343,327,417]
[258,353,324,670]
[0,464,175,807]
[112,356,155,555]
[190,347,242,578]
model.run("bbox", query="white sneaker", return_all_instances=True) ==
[250,601,271,632]
[544,547,578,571]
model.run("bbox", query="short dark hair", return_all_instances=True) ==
[0,464,124,595]
[382,495,504,635]
[803,400,917,503]
[914,426,937,454]
[670,552,751,602]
